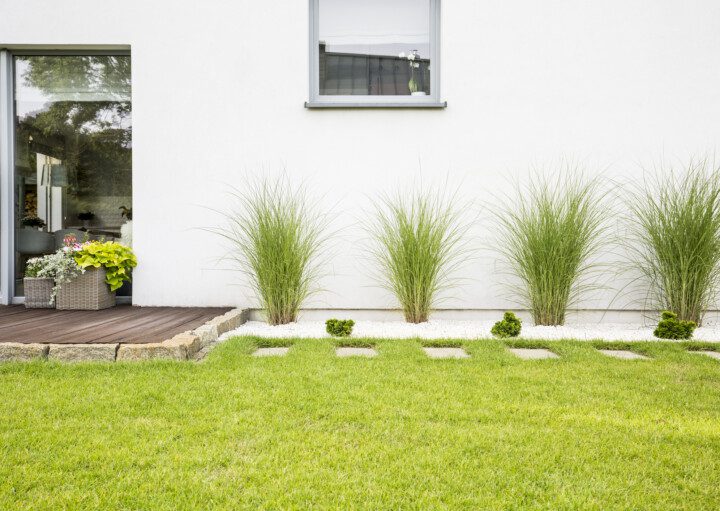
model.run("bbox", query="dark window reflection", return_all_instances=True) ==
[13,55,132,296]
[318,0,431,96]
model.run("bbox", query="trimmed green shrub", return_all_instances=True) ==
[654,311,696,340]
[326,319,355,337]
[495,168,607,326]
[627,159,720,325]
[491,311,522,338]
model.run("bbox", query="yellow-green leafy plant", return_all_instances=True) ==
[74,241,137,291]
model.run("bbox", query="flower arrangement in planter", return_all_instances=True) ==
[55,236,137,310]
[398,50,426,96]
[21,215,46,229]
[23,247,84,308]
[23,257,56,308]
[22,235,137,310]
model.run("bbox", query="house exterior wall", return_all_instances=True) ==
[1,0,719,315]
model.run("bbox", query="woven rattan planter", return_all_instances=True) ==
[23,277,54,309]
[56,268,116,310]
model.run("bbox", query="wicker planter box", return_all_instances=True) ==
[56,268,116,310]
[23,277,54,308]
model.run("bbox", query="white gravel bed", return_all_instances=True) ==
[221,320,720,342]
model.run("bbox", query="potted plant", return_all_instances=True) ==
[17,215,54,255]
[55,236,137,310]
[399,50,427,96]
[119,205,133,247]
[77,211,95,229]
[23,256,55,308]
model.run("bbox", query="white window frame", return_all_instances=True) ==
[306,0,445,108]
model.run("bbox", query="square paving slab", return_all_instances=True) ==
[336,347,377,357]
[253,347,290,357]
[690,350,720,360]
[508,348,559,360]
[599,349,649,360]
[423,347,469,359]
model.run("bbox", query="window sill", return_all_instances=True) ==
[304,101,447,109]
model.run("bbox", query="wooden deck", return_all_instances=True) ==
[0,305,231,344]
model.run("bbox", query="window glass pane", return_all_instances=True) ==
[13,55,132,297]
[319,0,431,96]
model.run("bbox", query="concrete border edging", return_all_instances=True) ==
[0,308,248,363]
[0,342,48,362]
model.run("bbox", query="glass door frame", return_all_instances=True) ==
[0,48,130,304]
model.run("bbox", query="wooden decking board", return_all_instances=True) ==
[0,309,77,327]
[0,305,232,344]
[49,307,169,343]
[91,309,212,343]
[1,307,163,341]
[2,306,152,331]
[101,313,214,342]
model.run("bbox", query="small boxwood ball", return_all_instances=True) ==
[654,311,696,340]
[491,311,522,338]
[326,319,355,337]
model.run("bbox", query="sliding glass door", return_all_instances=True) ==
[11,53,132,298]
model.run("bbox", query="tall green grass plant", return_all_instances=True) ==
[368,187,468,323]
[218,177,326,325]
[496,170,607,325]
[627,159,720,324]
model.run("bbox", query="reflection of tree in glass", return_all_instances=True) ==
[17,56,131,197]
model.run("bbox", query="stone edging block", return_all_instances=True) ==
[117,308,246,362]
[48,343,118,362]
[0,308,247,363]
[203,309,247,337]
[0,342,48,362]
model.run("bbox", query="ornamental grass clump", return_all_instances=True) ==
[496,171,607,326]
[368,187,468,324]
[627,160,720,325]
[220,177,326,325]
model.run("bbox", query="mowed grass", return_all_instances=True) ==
[1,339,720,510]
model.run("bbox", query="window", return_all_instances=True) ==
[307,0,444,108]
[11,53,132,298]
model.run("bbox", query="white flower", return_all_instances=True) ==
[408,53,416,61]
[413,62,420,68]
[398,51,406,59]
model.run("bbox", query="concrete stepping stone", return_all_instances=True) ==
[598,349,649,360]
[253,347,290,357]
[336,347,377,357]
[423,347,469,359]
[690,351,720,360]
[508,348,558,360]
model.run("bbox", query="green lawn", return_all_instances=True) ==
[2,338,720,510]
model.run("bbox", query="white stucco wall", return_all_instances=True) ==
[2,0,719,313]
